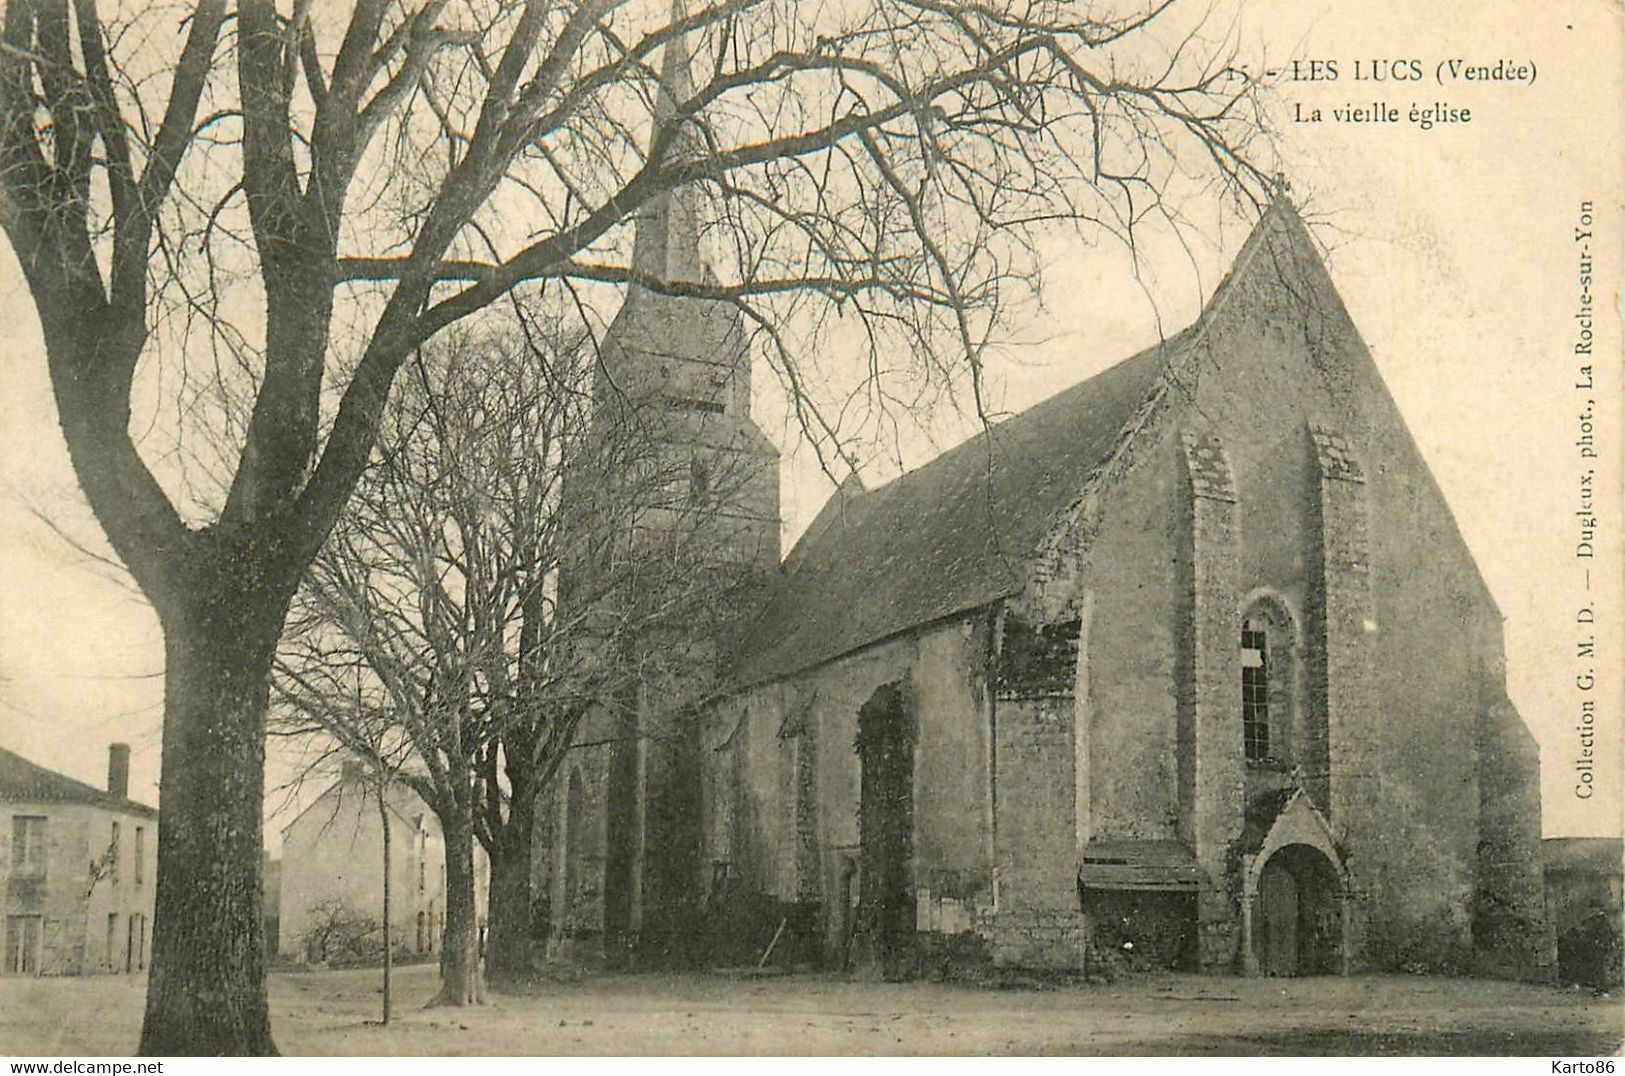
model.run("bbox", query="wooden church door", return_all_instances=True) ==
[1258,855,1301,975]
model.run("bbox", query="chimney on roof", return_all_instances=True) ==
[107,743,130,799]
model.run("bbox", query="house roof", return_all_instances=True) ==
[277,772,435,839]
[0,745,157,817]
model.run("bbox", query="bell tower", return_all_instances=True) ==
[592,7,781,578]
[567,4,781,966]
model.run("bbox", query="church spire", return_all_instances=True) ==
[653,0,696,134]
[632,1,707,285]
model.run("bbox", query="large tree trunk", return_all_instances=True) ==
[484,796,537,990]
[139,592,283,1056]
[434,804,484,1007]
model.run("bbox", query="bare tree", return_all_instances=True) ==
[0,0,1266,1052]
[276,317,742,999]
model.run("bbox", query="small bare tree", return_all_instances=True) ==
[276,315,741,1000]
[299,899,385,966]
[0,0,1266,1051]
[269,731,414,1021]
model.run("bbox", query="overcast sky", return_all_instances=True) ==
[0,0,1619,846]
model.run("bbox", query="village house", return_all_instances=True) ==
[533,29,1554,982]
[0,743,157,976]
[278,763,488,964]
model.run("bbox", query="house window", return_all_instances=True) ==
[109,822,121,886]
[10,816,46,877]
[4,915,41,975]
[1241,621,1271,761]
[134,827,144,886]
[106,914,117,971]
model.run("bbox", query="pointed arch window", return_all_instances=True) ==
[1241,619,1272,761]
[1241,599,1297,766]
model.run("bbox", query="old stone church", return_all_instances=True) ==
[534,37,1551,982]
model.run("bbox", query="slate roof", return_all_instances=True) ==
[0,745,157,817]
[1078,839,1199,891]
[729,332,1183,686]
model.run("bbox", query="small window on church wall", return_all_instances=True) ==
[689,457,711,503]
[1240,601,1296,766]
[1241,620,1271,761]
[663,395,726,415]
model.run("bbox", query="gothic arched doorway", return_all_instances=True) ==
[855,681,916,979]
[1255,843,1342,976]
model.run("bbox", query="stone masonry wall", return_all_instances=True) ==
[715,621,997,966]
[2,804,90,974]
[1308,424,1378,969]
[1178,431,1245,972]
[538,724,613,964]
[1476,696,1555,980]
[1183,207,1530,971]
[989,685,1084,968]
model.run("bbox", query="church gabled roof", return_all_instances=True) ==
[728,339,1174,685]
[728,198,1311,686]
[0,745,157,817]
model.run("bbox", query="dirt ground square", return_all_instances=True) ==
[1,964,1619,1056]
